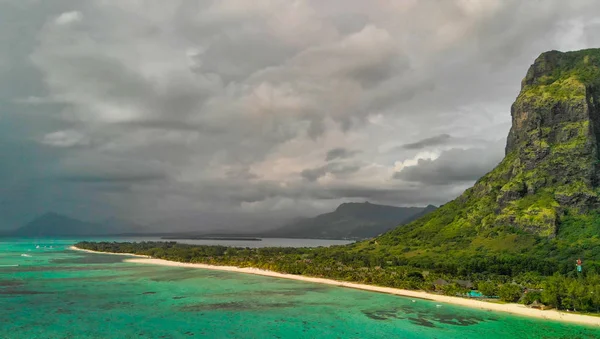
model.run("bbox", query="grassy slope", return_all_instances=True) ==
[350,49,600,272]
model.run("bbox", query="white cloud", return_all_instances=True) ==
[394,151,441,172]
[54,11,82,26]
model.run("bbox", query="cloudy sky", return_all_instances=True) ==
[2,0,600,231]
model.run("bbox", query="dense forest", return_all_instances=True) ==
[76,240,600,313]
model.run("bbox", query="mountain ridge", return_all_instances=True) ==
[262,202,437,239]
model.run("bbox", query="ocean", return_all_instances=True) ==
[2,238,600,338]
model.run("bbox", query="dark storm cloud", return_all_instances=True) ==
[401,134,452,150]
[54,153,170,185]
[2,0,600,231]
[325,148,360,161]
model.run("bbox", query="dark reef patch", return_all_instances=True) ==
[0,289,55,295]
[362,309,406,321]
[434,314,481,326]
[0,280,25,287]
[408,317,437,328]
[55,308,73,315]
[363,312,390,321]
[361,305,486,327]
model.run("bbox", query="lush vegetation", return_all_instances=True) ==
[76,239,600,312]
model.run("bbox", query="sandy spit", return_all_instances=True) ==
[71,246,600,327]
[69,246,150,258]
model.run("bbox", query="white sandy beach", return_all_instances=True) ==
[69,246,150,258]
[71,246,600,327]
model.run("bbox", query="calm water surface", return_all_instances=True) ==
[2,238,600,339]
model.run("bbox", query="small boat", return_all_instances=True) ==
[0,264,19,267]
[21,254,32,257]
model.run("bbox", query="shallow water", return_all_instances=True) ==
[2,239,600,338]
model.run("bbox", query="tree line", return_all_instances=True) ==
[75,241,600,312]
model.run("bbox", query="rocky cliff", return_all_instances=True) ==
[498,49,600,235]
[380,48,600,248]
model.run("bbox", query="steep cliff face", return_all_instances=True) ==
[380,49,600,247]
[475,49,600,237]
[499,49,600,235]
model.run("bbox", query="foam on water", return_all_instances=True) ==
[1,238,600,339]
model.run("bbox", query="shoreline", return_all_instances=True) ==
[69,246,150,258]
[71,246,600,327]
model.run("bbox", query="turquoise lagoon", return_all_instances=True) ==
[2,239,600,339]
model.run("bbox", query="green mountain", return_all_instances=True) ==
[368,48,600,262]
[263,202,437,239]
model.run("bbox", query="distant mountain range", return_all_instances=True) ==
[7,202,436,239]
[260,202,437,239]
[9,212,141,237]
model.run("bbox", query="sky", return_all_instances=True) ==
[2,0,600,232]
